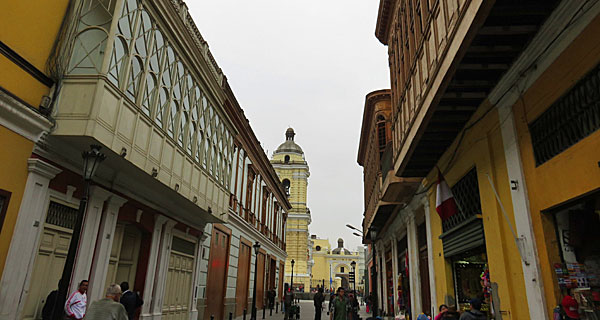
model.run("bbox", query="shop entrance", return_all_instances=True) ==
[451,247,490,313]
[105,223,142,290]
[551,191,600,319]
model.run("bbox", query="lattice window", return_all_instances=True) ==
[68,0,114,75]
[530,62,600,166]
[442,168,482,232]
[45,201,78,230]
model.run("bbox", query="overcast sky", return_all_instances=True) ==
[189,1,389,250]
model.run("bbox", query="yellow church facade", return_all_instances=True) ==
[311,237,365,293]
[271,128,312,292]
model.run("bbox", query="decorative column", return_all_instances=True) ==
[423,197,437,316]
[390,237,399,316]
[406,213,422,317]
[140,214,170,319]
[190,223,208,320]
[87,193,127,301]
[0,159,61,319]
[376,243,385,314]
[149,218,177,318]
[69,186,113,294]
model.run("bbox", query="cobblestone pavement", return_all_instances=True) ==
[234,300,373,320]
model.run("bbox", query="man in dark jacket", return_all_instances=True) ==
[314,287,325,320]
[119,282,143,320]
[459,299,487,320]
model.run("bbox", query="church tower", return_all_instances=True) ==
[271,128,312,292]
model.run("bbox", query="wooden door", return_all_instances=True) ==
[22,201,76,320]
[256,252,265,309]
[162,236,196,320]
[235,240,251,316]
[205,227,230,320]
[105,224,142,290]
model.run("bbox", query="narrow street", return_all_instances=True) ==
[232,300,371,320]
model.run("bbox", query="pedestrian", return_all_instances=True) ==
[41,281,63,320]
[284,283,294,320]
[83,283,128,320]
[561,289,580,320]
[314,287,325,320]
[459,299,487,320]
[441,306,460,320]
[348,291,360,320]
[65,280,88,319]
[329,287,351,320]
[119,282,143,320]
[434,304,449,320]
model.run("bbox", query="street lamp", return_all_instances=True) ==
[351,261,357,293]
[346,224,363,234]
[251,241,261,320]
[352,232,362,237]
[290,259,295,293]
[370,227,378,318]
[52,145,105,320]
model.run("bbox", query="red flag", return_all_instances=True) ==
[436,171,459,220]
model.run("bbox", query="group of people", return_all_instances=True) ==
[311,287,360,320]
[433,299,487,320]
[42,280,143,320]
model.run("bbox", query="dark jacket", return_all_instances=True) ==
[314,292,325,307]
[120,291,143,320]
[41,290,58,320]
[459,310,487,320]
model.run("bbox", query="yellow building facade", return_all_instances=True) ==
[311,237,365,293]
[0,0,68,278]
[271,128,312,292]
[360,1,600,319]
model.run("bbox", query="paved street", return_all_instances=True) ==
[234,300,372,320]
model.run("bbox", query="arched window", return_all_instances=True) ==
[284,155,290,163]
[377,115,387,153]
[282,179,290,196]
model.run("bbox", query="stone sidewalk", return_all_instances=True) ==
[233,300,374,320]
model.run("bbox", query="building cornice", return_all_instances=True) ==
[0,87,53,142]
[375,0,395,45]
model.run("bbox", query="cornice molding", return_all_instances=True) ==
[0,88,53,142]
[375,0,395,45]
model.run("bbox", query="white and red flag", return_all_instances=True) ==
[436,171,459,221]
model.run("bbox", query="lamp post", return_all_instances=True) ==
[252,241,261,320]
[290,259,295,293]
[370,228,378,318]
[351,261,357,293]
[52,145,105,320]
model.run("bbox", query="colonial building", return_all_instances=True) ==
[0,0,288,320]
[311,237,366,293]
[271,128,312,292]
[361,0,600,319]
[199,87,290,319]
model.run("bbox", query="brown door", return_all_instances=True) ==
[205,227,230,320]
[235,240,251,316]
[419,248,431,315]
[256,251,265,309]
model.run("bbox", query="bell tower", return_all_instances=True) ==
[271,128,312,292]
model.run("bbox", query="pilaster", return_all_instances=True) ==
[150,218,177,318]
[406,213,422,317]
[140,214,170,319]
[390,237,399,315]
[69,186,113,294]
[0,159,61,320]
[87,193,128,301]
[423,197,437,316]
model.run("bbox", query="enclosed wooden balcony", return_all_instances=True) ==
[50,0,237,225]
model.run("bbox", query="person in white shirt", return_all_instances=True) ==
[65,280,88,319]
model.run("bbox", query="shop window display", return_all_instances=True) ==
[552,192,600,319]
[452,248,491,315]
